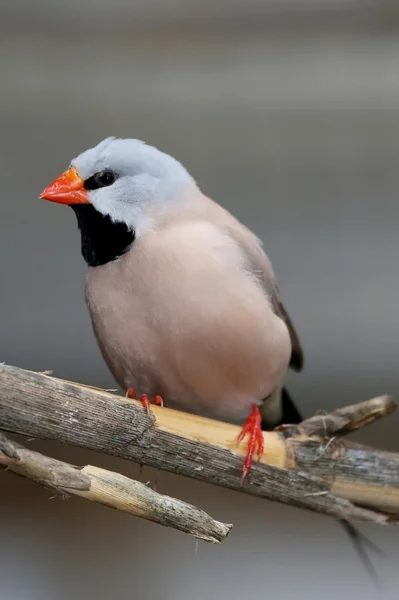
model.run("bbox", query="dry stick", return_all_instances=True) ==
[1,364,399,526]
[0,432,232,543]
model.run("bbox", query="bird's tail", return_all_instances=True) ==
[263,386,382,585]
[277,386,303,426]
[259,386,302,430]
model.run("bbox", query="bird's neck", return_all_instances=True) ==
[71,204,135,267]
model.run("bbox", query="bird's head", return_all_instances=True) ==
[39,137,195,266]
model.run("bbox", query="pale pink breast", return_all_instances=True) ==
[85,220,291,424]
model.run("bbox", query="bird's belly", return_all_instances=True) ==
[94,332,286,425]
[88,307,290,425]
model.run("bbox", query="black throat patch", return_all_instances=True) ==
[70,204,135,267]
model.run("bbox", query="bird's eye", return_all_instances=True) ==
[99,170,115,186]
[84,170,118,191]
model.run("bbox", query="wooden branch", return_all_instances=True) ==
[0,431,231,543]
[1,364,398,528]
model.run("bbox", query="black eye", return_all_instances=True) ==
[84,170,118,191]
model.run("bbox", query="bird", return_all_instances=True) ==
[39,136,304,475]
[39,136,380,577]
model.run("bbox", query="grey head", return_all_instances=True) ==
[71,137,195,233]
[42,137,197,267]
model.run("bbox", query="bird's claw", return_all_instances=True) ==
[237,404,264,484]
[126,388,164,415]
[139,393,164,414]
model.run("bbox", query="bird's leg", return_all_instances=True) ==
[126,388,164,415]
[237,404,264,484]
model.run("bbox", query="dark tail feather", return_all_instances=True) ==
[264,387,382,584]
[340,520,383,587]
[278,386,303,426]
[260,387,302,431]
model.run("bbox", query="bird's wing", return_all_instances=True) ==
[230,226,304,371]
[207,200,304,372]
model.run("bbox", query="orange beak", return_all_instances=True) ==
[39,167,89,205]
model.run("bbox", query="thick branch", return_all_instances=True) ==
[0,431,231,543]
[1,364,398,526]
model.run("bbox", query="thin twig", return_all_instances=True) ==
[0,432,232,544]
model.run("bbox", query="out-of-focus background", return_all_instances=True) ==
[1,1,399,599]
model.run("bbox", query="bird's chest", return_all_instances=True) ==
[84,256,165,392]
[82,234,290,422]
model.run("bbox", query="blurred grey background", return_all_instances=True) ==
[1,1,399,599]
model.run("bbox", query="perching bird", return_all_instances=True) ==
[40,137,380,576]
[39,136,303,473]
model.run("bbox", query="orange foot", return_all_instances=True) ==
[126,387,164,415]
[237,404,264,484]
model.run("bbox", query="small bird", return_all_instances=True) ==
[39,136,303,478]
[39,137,379,577]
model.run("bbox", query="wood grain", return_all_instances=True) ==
[1,364,398,525]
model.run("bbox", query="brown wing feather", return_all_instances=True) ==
[207,199,304,371]
[268,279,304,371]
